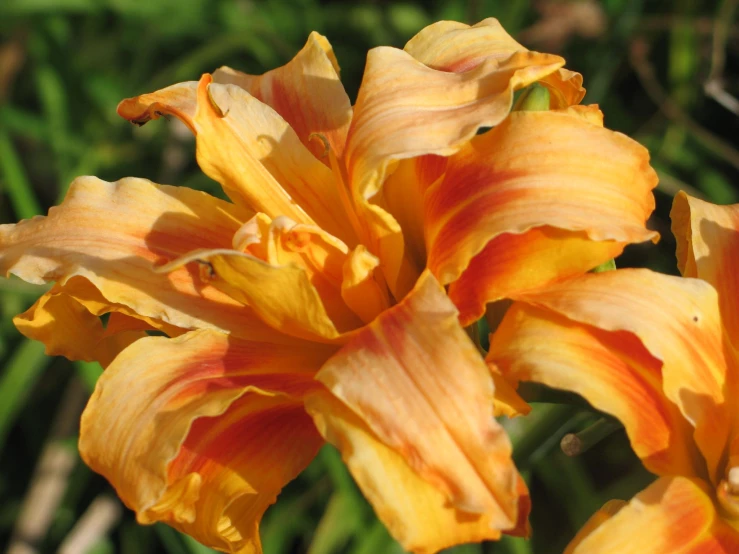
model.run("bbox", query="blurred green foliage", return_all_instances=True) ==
[1,0,737,552]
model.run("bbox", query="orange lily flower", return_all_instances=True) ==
[1,20,657,553]
[488,192,739,552]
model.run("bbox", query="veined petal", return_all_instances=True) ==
[80,329,334,552]
[340,245,391,324]
[14,284,145,367]
[213,31,352,160]
[404,18,584,106]
[492,269,730,482]
[306,271,524,552]
[672,192,739,344]
[425,107,658,323]
[119,76,356,244]
[567,477,739,553]
[0,176,276,339]
[345,42,565,297]
[165,249,350,343]
[489,300,700,477]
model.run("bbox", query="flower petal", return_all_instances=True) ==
[567,477,739,553]
[0,176,276,339]
[403,18,584,106]
[13,283,145,367]
[424,107,658,323]
[490,269,730,481]
[213,31,352,160]
[80,329,334,552]
[116,81,198,131]
[306,271,525,552]
[671,191,739,343]
[345,41,565,297]
[119,76,356,244]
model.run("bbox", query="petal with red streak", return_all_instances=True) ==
[491,269,730,482]
[213,31,352,160]
[345,41,565,297]
[306,271,526,552]
[567,477,739,554]
[80,329,335,552]
[0,176,276,340]
[424,107,657,323]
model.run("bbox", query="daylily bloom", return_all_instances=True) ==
[488,192,739,552]
[1,19,658,553]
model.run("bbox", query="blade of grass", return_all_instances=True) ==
[0,129,42,219]
[0,338,49,451]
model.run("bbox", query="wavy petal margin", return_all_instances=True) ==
[567,477,739,553]
[344,40,565,298]
[0,176,281,339]
[213,31,353,160]
[424,107,658,324]
[490,269,730,481]
[80,329,335,552]
[403,18,584,105]
[306,271,525,552]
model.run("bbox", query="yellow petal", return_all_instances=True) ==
[213,31,352,160]
[14,283,145,367]
[345,40,565,297]
[404,18,584,106]
[424,107,658,324]
[567,477,739,553]
[80,329,334,552]
[119,76,357,244]
[306,271,525,552]
[672,191,739,343]
[491,269,730,481]
[0,176,276,339]
[340,245,391,324]
[116,81,198,131]
[564,500,626,554]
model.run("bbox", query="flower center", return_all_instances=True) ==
[717,466,739,522]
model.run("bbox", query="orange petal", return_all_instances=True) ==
[564,500,626,554]
[80,329,334,552]
[163,248,350,342]
[116,81,198,131]
[306,271,526,552]
[403,18,584,106]
[0,176,276,339]
[340,245,391,324]
[14,284,145,367]
[672,191,739,343]
[345,41,565,297]
[213,31,352,160]
[491,269,730,481]
[424,107,658,323]
[567,477,739,553]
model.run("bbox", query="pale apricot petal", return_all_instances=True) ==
[489,299,700,477]
[345,43,565,297]
[80,329,334,552]
[14,286,145,368]
[306,271,524,551]
[116,81,198,132]
[568,477,739,553]
[425,107,658,323]
[0,176,279,340]
[213,31,352,159]
[493,269,730,481]
[404,18,584,106]
[672,191,739,342]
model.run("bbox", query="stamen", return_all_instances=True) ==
[560,417,623,456]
